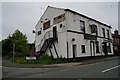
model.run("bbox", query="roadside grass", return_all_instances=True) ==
[12,54,69,64]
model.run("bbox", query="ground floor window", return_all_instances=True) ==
[114,46,118,51]
[81,45,85,53]
[108,43,112,53]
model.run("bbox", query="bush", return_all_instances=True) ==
[53,57,68,64]
[38,54,54,64]
[15,54,28,57]
[13,53,69,64]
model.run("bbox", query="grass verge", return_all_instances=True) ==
[13,54,69,64]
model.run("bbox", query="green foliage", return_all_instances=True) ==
[8,29,29,54]
[14,53,28,57]
[14,53,69,64]
[38,54,54,64]
[2,29,29,58]
[0,41,2,57]
[53,57,68,64]
[2,39,13,58]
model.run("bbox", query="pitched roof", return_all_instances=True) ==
[37,6,112,29]
[64,9,111,28]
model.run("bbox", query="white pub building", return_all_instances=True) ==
[35,6,113,59]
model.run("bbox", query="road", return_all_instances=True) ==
[2,56,120,78]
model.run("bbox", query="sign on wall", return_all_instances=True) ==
[84,34,97,40]
[53,13,65,24]
[43,20,50,30]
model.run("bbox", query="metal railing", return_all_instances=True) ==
[38,30,53,51]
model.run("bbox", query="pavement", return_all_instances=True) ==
[2,56,120,78]
[2,59,82,68]
[27,56,119,78]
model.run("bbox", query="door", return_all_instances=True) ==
[72,44,77,59]
[53,26,57,38]
[102,42,108,56]
[90,41,95,56]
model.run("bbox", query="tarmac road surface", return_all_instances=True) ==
[2,56,120,78]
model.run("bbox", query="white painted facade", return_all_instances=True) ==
[35,6,114,59]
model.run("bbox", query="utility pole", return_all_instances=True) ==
[12,43,15,62]
[37,6,45,16]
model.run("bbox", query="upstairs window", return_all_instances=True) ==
[81,45,85,53]
[80,20,85,33]
[107,29,110,39]
[102,28,105,38]
[37,31,41,35]
[43,20,50,30]
[90,24,97,35]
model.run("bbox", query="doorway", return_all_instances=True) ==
[53,26,57,38]
[90,41,95,56]
[72,44,77,59]
[102,42,108,56]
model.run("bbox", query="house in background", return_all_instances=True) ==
[35,6,114,59]
[28,43,35,57]
[112,30,120,55]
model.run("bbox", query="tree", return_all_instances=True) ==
[2,39,13,58]
[0,41,2,57]
[2,29,29,58]
[9,29,29,54]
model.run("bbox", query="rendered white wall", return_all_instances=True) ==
[66,10,114,58]
[35,6,65,52]
[35,6,114,58]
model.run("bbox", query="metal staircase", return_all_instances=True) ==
[36,30,58,58]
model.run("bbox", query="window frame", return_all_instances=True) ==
[108,43,112,53]
[102,28,105,38]
[107,29,110,39]
[81,45,86,53]
[37,31,41,35]
[80,20,85,33]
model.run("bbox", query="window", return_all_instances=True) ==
[95,41,100,53]
[102,28,105,38]
[80,20,85,32]
[115,38,120,43]
[43,20,50,30]
[107,30,110,39]
[81,45,85,53]
[91,25,97,33]
[114,46,118,51]
[59,24,62,28]
[37,31,41,35]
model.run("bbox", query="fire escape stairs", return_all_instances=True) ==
[36,30,58,59]
[39,37,55,56]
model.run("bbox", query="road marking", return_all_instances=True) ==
[3,66,51,70]
[102,65,120,73]
[107,57,118,60]
[81,62,104,67]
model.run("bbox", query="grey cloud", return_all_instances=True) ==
[2,2,118,43]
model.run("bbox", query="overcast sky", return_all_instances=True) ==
[2,2,118,43]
